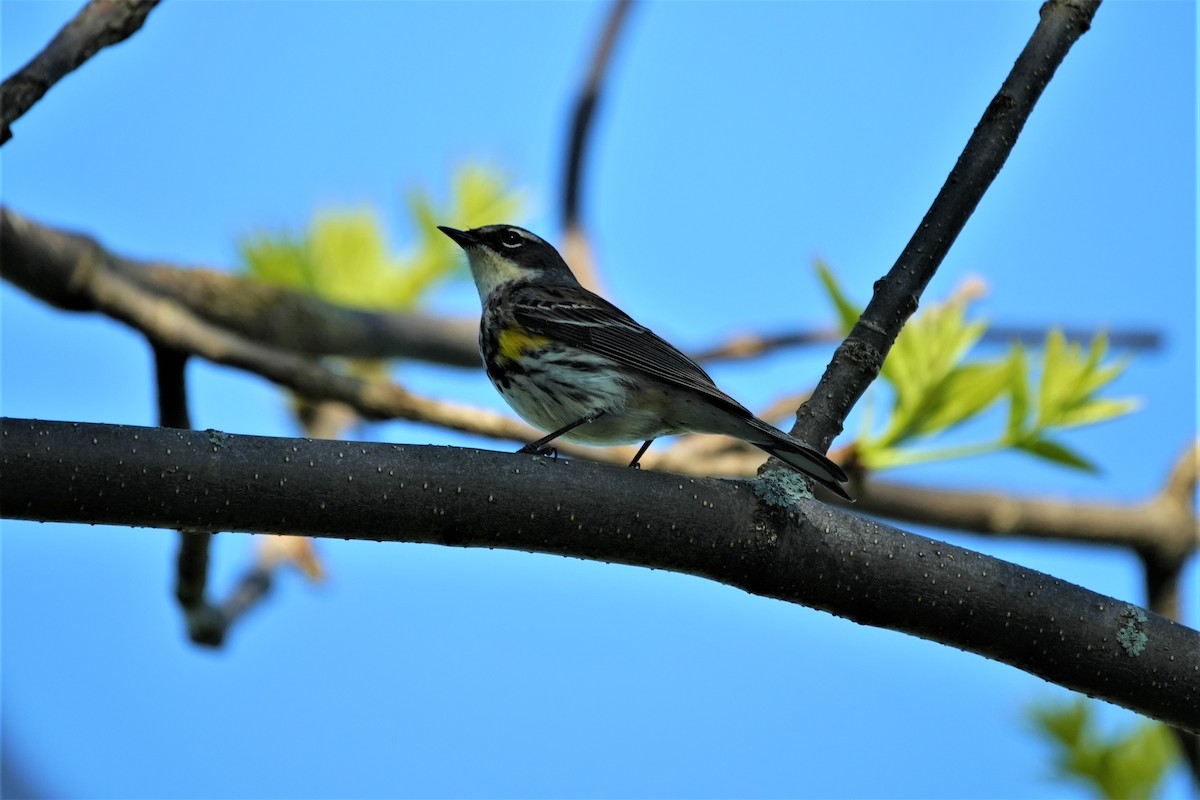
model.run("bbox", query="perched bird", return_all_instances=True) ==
[439,224,850,500]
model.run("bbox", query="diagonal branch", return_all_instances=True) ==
[0,0,160,145]
[3,416,1197,732]
[792,0,1102,452]
[562,0,634,230]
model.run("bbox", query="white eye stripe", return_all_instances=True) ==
[499,228,527,248]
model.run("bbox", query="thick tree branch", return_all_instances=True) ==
[0,207,481,366]
[0,0,160,145]
[2,416,1196,732]
[792,0,1102,451]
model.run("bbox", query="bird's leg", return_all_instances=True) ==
[518,411,606,457]
[627,439,654,469]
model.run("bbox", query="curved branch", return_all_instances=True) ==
[0,207,481,367]
[1161,440,1199,511]
[560,0,635,292]
[2,416,1197,732]
[792,0,1102,451]
[0,0,160,145]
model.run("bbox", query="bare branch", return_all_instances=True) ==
[0,0,160,145]
[3,416,1197,732]
[1161,440,1199,510]
[854,471,1197,556]
[560,0,635,292]
[0,207,481,366]
[982,325,1162,352]
[792,0,1102,452]
[692,325,1161,365]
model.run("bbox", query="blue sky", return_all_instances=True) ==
[1,1,1196,798]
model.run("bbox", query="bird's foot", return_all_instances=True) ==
[519,443,559,459]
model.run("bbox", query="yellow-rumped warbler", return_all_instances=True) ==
[439,224,850,500]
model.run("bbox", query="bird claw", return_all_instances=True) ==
[519,444,558,459]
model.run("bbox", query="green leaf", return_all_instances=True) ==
[1037,327,1074,428]
[815,260,861,333]
[1055,397,1140,429]
[1030,697,1087,746]
[1033,328,1138,433]
[307,211,394,307]
[861,441,1002,470]
[909,360,1009,437]
[1015,436,1098,472]
[1006,343,1031,440]
[238,163,524,313]
[1077,356,1130,400]
[1082,328,1109,374]
[1029,698,1179,800]
[875,297,992,447]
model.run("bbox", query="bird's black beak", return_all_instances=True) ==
[437,226,479,249]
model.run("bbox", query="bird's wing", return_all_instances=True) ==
[508,284,753,417]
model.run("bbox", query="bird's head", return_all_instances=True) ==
[438,224,579,300]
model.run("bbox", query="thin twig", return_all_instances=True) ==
[0,0,160,144]
[563,0,634,228]
[560,0,635,292]
[692,325,1161,364]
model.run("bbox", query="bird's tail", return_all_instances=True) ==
[739,416,852,501]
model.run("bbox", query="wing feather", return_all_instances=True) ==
[507,284,753,417]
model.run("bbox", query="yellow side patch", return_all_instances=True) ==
[497,327,552,361]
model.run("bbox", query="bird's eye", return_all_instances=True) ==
[498,229,524,249]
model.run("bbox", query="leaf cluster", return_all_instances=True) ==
[817,264,1138,471]
[238,165,521,311]
[1029,698,1179,799]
